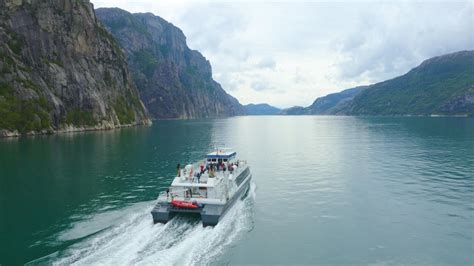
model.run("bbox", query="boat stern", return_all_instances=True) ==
[151,203,175,224]
[201,204,225,227]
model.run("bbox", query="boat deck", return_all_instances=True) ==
[172,167,241,187]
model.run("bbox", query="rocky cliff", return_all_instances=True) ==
[0,0,150,137]
[96,8,245,119]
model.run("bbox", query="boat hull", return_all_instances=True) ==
[151,174,251,227]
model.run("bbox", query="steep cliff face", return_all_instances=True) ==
[0,0,150,137]
[96,8,245,119]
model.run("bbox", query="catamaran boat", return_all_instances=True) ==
[151,149,251,226]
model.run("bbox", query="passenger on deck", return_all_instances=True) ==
[207,163,212,177]
[212,167,216,177]
[196,172,201,183]
[176,163,181,177]
[200,164,205,174]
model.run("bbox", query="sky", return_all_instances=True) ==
[93,0,474,108]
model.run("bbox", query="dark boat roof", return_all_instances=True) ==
[206,150,236,159]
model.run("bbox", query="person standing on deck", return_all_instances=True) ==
[177,163,181,177]
[200,163,205,174]
[209,164,215,177]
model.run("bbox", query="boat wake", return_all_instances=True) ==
[47,183,255,265]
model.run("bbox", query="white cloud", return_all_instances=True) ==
[335,2,474,84]
[93,0,474,108]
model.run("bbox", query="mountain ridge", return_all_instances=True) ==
[339,50,474,116]
[306,86,367,115]
[244,103,281,115]
[281,50,474,117]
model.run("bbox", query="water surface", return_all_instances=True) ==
[0,116,473,265]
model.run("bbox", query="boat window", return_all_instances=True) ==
[223,159,228,162]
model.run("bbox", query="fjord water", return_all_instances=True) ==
[0,117,473,265]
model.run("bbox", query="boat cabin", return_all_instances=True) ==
[205,150,236,165]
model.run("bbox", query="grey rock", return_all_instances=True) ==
[0,0,151,136]
[96,8,245,119]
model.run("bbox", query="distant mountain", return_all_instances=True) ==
[307,86,367,115]
[0,0,150,137]
[96,8,245,119]
[244,103,281,115]
[279,106,307,115]
[285,50,474,117]
[338,51,474,116]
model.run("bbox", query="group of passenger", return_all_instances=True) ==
[176,160,240,181]
[206,160,239,176]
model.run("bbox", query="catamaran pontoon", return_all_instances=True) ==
[151,149,251,226]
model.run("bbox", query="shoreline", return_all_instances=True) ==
[0,119,152,139]
[246,114,473,118]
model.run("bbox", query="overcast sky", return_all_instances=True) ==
[93,0,474,108]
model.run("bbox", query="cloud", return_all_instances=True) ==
[214,72,244,91]
[255,57,276,70]
[293,68,306,84]
[176,3,248,54]
[251,81,273,91]
[334,2,474,83]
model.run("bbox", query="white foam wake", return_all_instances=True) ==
[51,183,256,265]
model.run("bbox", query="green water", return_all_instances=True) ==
[0,116,473,265]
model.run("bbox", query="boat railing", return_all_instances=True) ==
[160,187,210,202]
[157,191,168,203]
[157,189,189,202]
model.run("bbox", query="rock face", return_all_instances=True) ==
[96,8,245,119]
[244,103,281,115]
[339,50,474,116]
[0,0,150,137]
